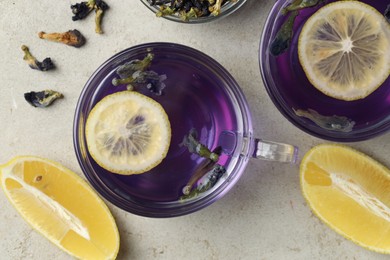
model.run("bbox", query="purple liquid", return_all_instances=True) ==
[85,52,239,202]
[261,0,390,141]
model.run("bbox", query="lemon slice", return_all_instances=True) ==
[298,1,390,101]
[300,144,390,253]
[0,156,120,259]
[85,91,171,175]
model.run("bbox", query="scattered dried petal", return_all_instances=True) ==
[71,0,109,34]
[24,90,64,108]
[71,1,94,20]
[94,0,109,34]
[38,30,86,48]
[21,45,55,71]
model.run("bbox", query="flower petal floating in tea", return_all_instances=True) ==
[24,90,64,108]
[21,45,55,72]
[293,108,355,132]
[38,30,86,48]
[116,53,154,78]
[180,164,226,200]
[112,53,167,95]
[269,11,298,56]
[180,128,220,162]
[281,0,325,15]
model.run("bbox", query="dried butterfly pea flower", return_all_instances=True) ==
[281,0,325,15]
[269,10,298,56]
[94,0,109,34]
[71,0,109,34]
[38,30,86,48]
[24,90,63,108]
[149,0,233,21]
[21,45,55,71]
[180,164,226,200]
[293,108,355,132]
[71,1,94,20]
[115,53,154,78]
[112,53,167,95]
[179,128,220,162]
[385,4,390,23]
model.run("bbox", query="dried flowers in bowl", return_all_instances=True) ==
[140,0,247,23]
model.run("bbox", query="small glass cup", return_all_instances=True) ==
[73,42,298,218]
[259,0,390,142]
[139,0,247,23]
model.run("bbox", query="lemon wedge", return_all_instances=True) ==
[300,144,390,253]
[85,91,171,175]
[0,156,120,259]
[298,1,390,101]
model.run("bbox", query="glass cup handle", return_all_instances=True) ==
[252,139,298,164]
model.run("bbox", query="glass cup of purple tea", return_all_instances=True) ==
[259,0,390,142]
[73,42,298,218]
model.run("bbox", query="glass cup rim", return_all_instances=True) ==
[139,0,248,24]
[73,42,253,217]
[258,0,390,142]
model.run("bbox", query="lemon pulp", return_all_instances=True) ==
[300,144,390,254]
[0,156,120,259]
[298,1,390,101]
[85,91,171,175]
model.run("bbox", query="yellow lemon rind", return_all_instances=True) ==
[0,155,120,260]
[300,144,390,254]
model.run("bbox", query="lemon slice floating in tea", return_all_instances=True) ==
[298,1,390,101]
[300,144,390,253]
[85,91,171,175]
[0,156,120,259]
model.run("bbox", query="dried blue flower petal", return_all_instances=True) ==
[112,53,167,95]
[149,0,234,21]
[134,71,167,96]
[21,45,55,71]
[24,90,63,108]
[270,10,298,56]
[282,0,325,15]
[116,53,154,78]
[71,0,109,34]
[385,4,390,23]
[180,164,226,200]
[180,128,220,162]
[294,108,355,132]
[71,1,94,21]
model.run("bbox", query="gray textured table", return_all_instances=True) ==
[0,1,389,259]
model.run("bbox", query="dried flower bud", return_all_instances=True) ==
[38,30,86,48]
[94,0,109,34]
[116,53,154,78]
[24,90,63,108]
[71,1,94,21]
[21,45,55,71]
[71,0,109,34]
